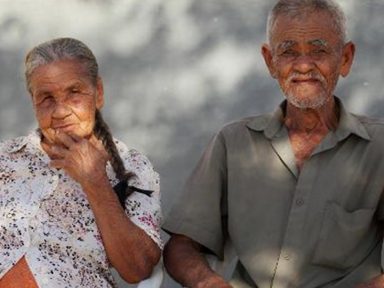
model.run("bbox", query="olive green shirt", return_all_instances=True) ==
[163,98,384,288]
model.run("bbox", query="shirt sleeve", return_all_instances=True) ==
[121,149,162,249]
[162,132,227,259]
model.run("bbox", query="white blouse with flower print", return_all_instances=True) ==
[0,130,162,288]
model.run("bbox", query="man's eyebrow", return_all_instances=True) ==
[308,39,328,47]
[276,40,296,51]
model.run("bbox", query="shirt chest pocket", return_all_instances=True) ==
[312,202,379,270]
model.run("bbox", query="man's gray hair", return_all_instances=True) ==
[25,37,98,92]
[267,0,347,44]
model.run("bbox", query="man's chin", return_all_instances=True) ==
[285,93,329,110]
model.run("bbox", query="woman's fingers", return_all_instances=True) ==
[55,132,78,148]
[41,141,67,159]
[49,159,66,169]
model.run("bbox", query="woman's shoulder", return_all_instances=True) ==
[0,131,40,155]
[113,138,159,190]
[0,136,28,154]
[113,138,154,168]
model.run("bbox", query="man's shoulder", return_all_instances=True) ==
[355,114,384,127]
[219,113,272,136]
[353,114,384,143]
[220,113,272,135]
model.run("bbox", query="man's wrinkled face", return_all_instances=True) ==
[29,59,104,144]
[262,11,354,109]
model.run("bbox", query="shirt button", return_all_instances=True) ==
[296,198,304,206]
[283,253,290,261]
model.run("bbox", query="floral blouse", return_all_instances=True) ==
[0,131,162,288]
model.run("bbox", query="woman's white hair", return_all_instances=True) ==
[25,37,98,92]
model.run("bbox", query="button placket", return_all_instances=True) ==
[271,163,313,287]
[295,197,304,206]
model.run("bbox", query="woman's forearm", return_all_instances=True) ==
[83,179,160,283]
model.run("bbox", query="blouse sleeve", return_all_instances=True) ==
[120,148,162,249]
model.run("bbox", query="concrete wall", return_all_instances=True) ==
[0,0,383,287]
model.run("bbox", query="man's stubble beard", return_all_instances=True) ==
[283,72,338,110]
[285,89,329,109]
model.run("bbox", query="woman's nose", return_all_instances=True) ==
[52,101,72,119]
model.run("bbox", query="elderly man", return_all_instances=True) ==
[163,0,384,287]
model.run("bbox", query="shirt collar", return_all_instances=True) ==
[246,97,371,141]
[335,99,371,141]
[246,101,285,139]
[5,129,45,154]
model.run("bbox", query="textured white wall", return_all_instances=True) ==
[0,0,383,287]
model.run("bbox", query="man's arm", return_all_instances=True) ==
[355,275,384,288]
[164,234,232,288]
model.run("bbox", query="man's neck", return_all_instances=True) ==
[284,96,339,134]
[284,96,339,171]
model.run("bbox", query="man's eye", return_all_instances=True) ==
[71,89,80,94]
[312,49,327,55]
[281,50,297,56]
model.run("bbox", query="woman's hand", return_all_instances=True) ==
[41,132,110,191]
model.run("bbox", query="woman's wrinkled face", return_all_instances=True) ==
[29,59,104,144]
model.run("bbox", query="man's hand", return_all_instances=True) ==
[164,234,233,288]
[355,274,384,288]
[195,275,233,288]
[41,132,110,191]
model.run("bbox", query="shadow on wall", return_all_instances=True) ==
[0,1,383,287]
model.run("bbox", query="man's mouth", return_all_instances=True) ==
[291,78,320,84]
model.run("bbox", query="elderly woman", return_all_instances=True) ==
[0,38,162,287]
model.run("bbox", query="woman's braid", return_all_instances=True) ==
[93,110,135,181]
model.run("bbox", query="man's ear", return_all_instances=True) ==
[95,77,104,109]
[340,41,355,78]
[261,43,277,78]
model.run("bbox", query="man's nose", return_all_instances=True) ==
[292,54,315,74]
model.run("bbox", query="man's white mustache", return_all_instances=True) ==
[287,72,326,85]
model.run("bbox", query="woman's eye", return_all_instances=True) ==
[36,95,54,107]
[41,95,53,102]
